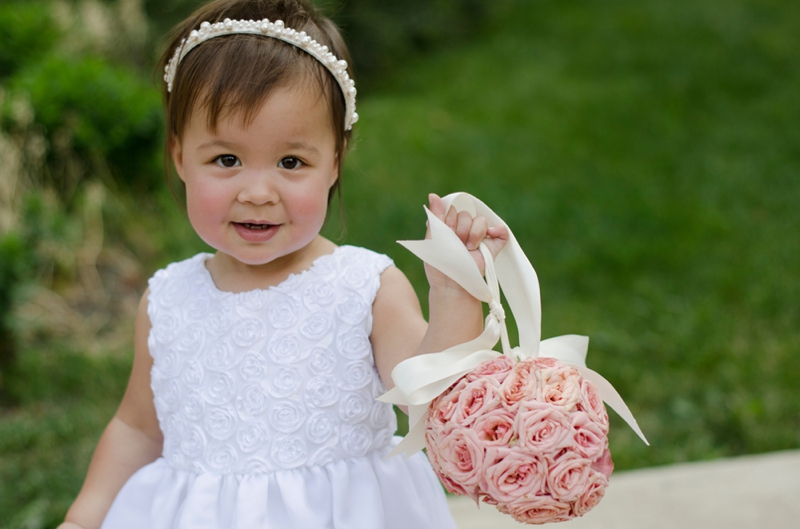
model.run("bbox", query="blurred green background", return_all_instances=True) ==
[1,0,798,526]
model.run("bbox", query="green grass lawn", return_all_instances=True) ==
[336,0,800,469]
[2,0,799,526]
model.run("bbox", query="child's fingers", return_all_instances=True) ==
[483,225,511,259]
[425,199,509,260]
[466,216,488,250]
[487,225,509,242]
[444,205,458,230]
[455,210,473,243]
[427,193,445,219]
[425,193,445,239]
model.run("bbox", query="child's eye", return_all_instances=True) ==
[214,155,240,168]
[278,156,304,170]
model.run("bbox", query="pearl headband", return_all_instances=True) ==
[164,18,358,131]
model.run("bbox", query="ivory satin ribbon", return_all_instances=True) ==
[378,192,649,459]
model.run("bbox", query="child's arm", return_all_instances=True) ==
[371,194,509,393]
[58,291,163,529]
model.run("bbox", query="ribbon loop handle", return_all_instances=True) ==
[380,192,648,458]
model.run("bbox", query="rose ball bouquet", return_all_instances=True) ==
[424,355,614,524]
[379,192,647,524]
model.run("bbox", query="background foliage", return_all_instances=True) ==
[1,0,798,527]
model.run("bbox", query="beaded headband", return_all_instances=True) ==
[164,18,358,131]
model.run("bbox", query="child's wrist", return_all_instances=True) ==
[426,282,484,344]
[428,280,474,300]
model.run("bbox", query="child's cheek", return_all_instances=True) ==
[185,181,229,243]
[291,188,330,225]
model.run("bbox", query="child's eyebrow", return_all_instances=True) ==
[282,141,320,155]
[198,140,238,150]
[196,139,320,155]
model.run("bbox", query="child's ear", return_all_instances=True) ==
[170,137,186,182]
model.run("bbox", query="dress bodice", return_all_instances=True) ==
[147,246,398,475]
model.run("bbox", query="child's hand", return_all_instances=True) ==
[425,193,509,290]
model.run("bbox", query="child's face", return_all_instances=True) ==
[172,84,339,267]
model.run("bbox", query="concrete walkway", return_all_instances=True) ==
[448,450,800,529]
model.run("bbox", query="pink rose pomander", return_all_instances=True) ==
[425,357,612,524]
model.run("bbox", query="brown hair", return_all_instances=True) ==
[157,0,353,204]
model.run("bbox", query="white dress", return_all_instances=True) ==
[101,246,457,529]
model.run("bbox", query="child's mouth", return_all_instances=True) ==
[233,221,280,242]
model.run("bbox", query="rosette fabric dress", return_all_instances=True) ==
[101,246,457,529]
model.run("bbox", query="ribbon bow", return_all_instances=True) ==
[379,192,649,459]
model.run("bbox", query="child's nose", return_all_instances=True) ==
[236,170,280,205]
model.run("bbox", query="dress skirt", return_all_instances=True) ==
[101,438,457,529]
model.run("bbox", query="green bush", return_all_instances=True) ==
[0,231,31,398]
[4,55,163,196]
[0,2,60,81]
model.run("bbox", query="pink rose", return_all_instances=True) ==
[436,427,485,498]
[467,356,515,384]
[572,471,609,517]
[539,361,577,386]
[480,447,547,504]
[452,377,501,427]
[438,469,471,497]
[591,447,614,479]
[424,430,443,473]
[500,359,540,410]
[547,450,592,502]
[532,356,559,369]
[424,428,442,456]
[540,359,578,377]
[426,430,470,496]
[514,401,573,455]
[472,407,516,447]
[500,494,572,525]
[577,377,609,432]
[542,371,583,411]
[449,375,470,394]
[570,412,607,461]
[428,385,462,430]
[531,357,561,381]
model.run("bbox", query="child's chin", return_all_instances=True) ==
[229,252,281,266]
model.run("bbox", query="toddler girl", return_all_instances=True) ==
[60,1,507,527]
